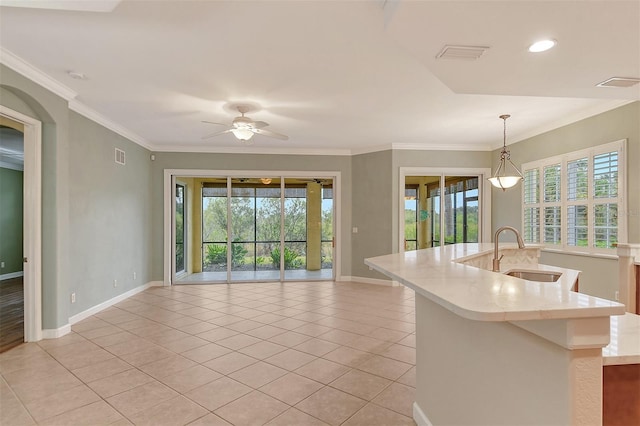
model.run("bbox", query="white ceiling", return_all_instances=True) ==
[0,0,638,155]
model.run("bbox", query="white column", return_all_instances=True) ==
[617,243,640,313]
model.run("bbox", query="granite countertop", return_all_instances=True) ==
[364,243,625,322]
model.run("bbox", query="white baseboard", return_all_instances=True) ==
[413,402,433,426]
[148,280,164,287]
[338,275,400,287]
[42,324,71,339]
[69,281,156,325]
[0,271,24,281]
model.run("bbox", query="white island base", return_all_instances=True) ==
[414,296,606,425]
[365,243,625,426]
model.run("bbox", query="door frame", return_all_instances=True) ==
[173,179,188,277]
[0,105,42,342]
[163,169,341,285]
[398,167,492,252]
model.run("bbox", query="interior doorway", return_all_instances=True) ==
[0,106,42,345]
[164,171,338,285]
[0,121,24,352]
[400,168,491,252]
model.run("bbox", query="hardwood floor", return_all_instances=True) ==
[0,276,24,353]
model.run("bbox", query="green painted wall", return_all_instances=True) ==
[351,150,394,279]
[491,101,640,300]
[1,64,153,327]
[0,167,23,275]
[67,112,153,316]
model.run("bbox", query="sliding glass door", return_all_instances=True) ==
[403,172,485,251]
[282,178,334,281]
[175,183,186,275]
[443,176,479,244]
[173,174,335,284]
[202,180,228,281]
[229,177,283,282]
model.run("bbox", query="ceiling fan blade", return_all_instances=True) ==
[253,128,289,140]
[202,120,228,126]
[252,121,269,129]
[202,128,233,139]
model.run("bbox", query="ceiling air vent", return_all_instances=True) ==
[115,148,125,165]
[596,77,640,88]
[436,45,490,60]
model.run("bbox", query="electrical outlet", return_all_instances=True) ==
[113,279,118,288]
[71,293,76,303]
[615,291,619,301]
[133,272,137,280]
[0,261,4,268]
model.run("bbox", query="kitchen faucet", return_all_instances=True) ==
[493,226,525,272]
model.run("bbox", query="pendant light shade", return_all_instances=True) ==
[488,114,523,190]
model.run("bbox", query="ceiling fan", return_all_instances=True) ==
[202,105,289,143]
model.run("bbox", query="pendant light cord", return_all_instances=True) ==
[500,114,510,160]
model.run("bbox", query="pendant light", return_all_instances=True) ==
[488,114,523,190]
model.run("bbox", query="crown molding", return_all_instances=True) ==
[0,47,77,101]
[391,142,493,152]
[1,47,152,151]
[493,99,636,151]
[154,144,352,156]
[0,0,122,13]
[350,144,393,155]
[158,142,494,157]
[68,100,153,150]
[350,142,493,155]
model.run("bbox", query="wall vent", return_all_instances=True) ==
[115,148,125,165]
[596,77,640,88]
[436,45,490,60]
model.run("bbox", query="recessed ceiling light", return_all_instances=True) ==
[528,39,557,53]
[67,71,87,80]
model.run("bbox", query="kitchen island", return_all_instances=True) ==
[365,243,625,426]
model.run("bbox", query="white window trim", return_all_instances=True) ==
[521,139,627,255]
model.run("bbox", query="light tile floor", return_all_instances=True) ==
[0,281,417,426]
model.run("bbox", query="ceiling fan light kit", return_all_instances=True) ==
[231,127,254,141]
[488,114,523,191]
[202,104,289,142]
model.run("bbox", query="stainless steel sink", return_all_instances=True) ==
[505,270,562,282]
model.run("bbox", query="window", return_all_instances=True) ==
[521,140,626,254]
